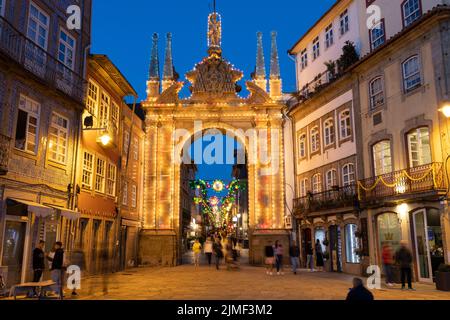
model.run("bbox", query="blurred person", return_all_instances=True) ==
[395,241,415,291]
[315,239,324,272]
[48,242,65,299]
[29,240,45,297]
[192,239,202,267]
[346,277,374,301]
[382,243,394,287]
[265,241,275,275]
[306,243,314,272]
[213,238,223,270]
[289,241,300,275]
[204,237,214,267]
[274,240,284,275]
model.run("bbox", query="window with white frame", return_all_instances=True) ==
[298,134,306,159]
[133,137,139,161]
[326,169,337,190]
[342,163,355,186]
[324,118,335,146]
[15,95,40,154]
[0,0,5,17]
[95,158,106,193]
[131,184,137,208]
[402,55,421,92]
[58,29,76,70]
[122,182,128,205]
[370,20,385,50]
[86,80,99,117]
[312,37,320,60]
[339,9,349,35]
[339,110,351,140]
[106,163,116,196]
[312,174,322,194]
[299,178,308,197]
[48,113,68,164]
[369,77,385,110]
[402,0,421,27]
[82,151,94,189]
[325,24,334,48]
[111,101,119,132]
[27,2,49,50]
[123,130,130,156]
[301,49,308,70]
[310,126,320,153]
[407,127,432,167]
[373,140,392,176]
[99,92,110,130]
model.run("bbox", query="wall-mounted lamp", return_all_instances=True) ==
[397,203,408,223]
[439,101,450,118]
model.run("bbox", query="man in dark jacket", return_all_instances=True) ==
[32,240,45,282]
[289,242,300,275]
[49,242,65,298]
[395,241,414,290]
[346,278,374,301]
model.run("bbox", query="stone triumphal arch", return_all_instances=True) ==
[139,10,289,266]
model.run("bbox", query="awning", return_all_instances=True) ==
[49,206,80,221]
[8,198,55,218]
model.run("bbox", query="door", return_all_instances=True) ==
[1,221,27,287]
[301,228,312,268]
[329,225,342,272]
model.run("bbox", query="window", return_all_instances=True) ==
[106,164,116,196]
[123,130,130,156]
[301,49,308,70]
[15,95,40,154]
[99,92,110,130]
[326,169,337,190]
[370,20,385,50]
[323,118,335,146]
[122,182,128,205]
[27,2,49,50]
[133,137,139,161]
[339,110,351,140]
[131,185,137,208]
[402,0,421,27]
[339,9,349,35]
[94,158,105,193]
[48,113,68,164]
[298,134,306,159]
[310,126,320,153]
[312,174,322,194]
[369,77,384,110]
[299,178,308,197]
[325,24,334,48]
[407,127,431,167]
[82,152,94,189]
[402,55,421,92]
[312,37,320,60]
[373,140,392,176]
[86,80,99,117]
[111,101,119,132]
[58,29,76,70]
[342,163,355,186]
[345,224,360,263]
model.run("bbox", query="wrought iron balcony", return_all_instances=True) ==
[293,184,358,216]
[357,162,446,204]
[0,134,11,175]
[0,16,86,104]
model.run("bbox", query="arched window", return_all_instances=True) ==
[323,118,335,146]
[342,163,355,186]
[312,173,322,194]
[310,126,320,153]
[407,127,431,167]
[369,77,384,110]
[298,134,306,159]
[402,55,421,92]
[326,169,337,190]
[402,0,422,27]
[373,140,392,176]
[339,110,351,140]
[345,224,360,263]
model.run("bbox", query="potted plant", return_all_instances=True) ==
[436,264,450,291]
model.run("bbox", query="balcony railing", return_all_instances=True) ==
[357,162,446,203]
[0,134,11,175]
[0,16,86,104]
[294,184,357,216]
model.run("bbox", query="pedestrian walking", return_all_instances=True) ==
[213,238,223,270]
[346,278,374,301]
[48,242,65,299]
[315,239,324,272]
[264,241,275,275]
[382,243,394,287]
[306,243,314,272]
[274,240,284,275]
[289,241,300,275]
[192,239,202,267]
[395,241,415,291]
[204,237,213,266]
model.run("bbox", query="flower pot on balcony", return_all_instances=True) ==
[436,264,450,291]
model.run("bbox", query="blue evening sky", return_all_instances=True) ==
[91,0,336,180]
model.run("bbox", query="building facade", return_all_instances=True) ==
[0,0,91,287]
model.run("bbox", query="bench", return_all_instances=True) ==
[9,280,57,300]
